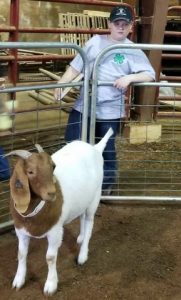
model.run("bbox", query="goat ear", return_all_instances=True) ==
[10,158,31,214]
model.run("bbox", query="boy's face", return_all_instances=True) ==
[108,20,133,41]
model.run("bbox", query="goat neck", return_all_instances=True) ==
[10,181,63,237]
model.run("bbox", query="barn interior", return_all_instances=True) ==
[0,1,181,300]
[0,0,181,223]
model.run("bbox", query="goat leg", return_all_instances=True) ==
[77,216,94,265]
[44,225,63,296]
[77,191,101,265]
[77,213,86,244]
[12,230,30,290]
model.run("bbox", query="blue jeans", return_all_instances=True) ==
[0,147,10,181]
[65,109,120,190]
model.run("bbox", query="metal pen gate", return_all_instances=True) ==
[0,41,90,230]
[90,43,181,203]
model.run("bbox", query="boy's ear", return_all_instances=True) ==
[129,21,134,32]
[108,20,111,29]
[10,158,31,214]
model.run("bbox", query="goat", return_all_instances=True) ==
[5,128,113,296]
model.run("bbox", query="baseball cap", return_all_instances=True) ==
[109,5,133,23]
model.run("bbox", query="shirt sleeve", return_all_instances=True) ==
[70,36,98,73]
[130,50,156,80]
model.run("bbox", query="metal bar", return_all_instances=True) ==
[97,81,181,88]
[158,96,181,100]
[134,82,181,87]
[165,31,181,37]
[0,81,83,93]
[17,54,74,61]
[17,54,73,61]
[18,49,58,55]
[9,0,19,96]
[6,81,58,87]
[17,27,110,34]
[101,196,181,202]
[162,54,181,60]
[168,6,181,12]
[0,220,13,231]
[158,112,181,118]
[30,0,132,8]
[0,125,65,138]
[160,76,181,82]
[0,54,74,61]
[0,41,89,50]
[0,26,16,32]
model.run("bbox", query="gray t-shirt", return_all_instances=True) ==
[70,35,155,119]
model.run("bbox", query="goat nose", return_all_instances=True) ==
[48,192,56,201]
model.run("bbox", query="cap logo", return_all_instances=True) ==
[116,8,127,16]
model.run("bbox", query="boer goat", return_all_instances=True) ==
[5,128,113,295]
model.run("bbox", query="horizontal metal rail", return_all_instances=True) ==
[168,5,181,12]
[165,31,181,37]
[97,82,181,88]
[31,0,131,8]
[101,196,181,202]
[0,54,74,62]
[0,26,110,35]
[0,220,13,231]
[0,81,83,93]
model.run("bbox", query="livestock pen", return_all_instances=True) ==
[1,41,181,299]
[1,41,181,224]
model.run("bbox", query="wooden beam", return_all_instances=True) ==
[135,0,170,121]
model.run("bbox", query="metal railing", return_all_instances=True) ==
[0,42,90,141]
[0,41,90,230]
[90,43,181,202]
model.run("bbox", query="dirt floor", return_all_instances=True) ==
[1,203,181,300]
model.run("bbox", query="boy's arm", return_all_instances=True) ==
[114,71,154,90]
[54,66,80,101]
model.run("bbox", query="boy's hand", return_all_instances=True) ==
[113,75,131,90]
[54,87,62,101]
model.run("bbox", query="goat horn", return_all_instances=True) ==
[4,150,32,159]
[35,144,44,153]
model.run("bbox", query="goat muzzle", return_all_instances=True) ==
[43,189,56,202]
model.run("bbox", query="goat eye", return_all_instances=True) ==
[27,170,34,175]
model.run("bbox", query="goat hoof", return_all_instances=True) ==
[77,253,88,265]
[44,280,57,296]
[12,276,25,290]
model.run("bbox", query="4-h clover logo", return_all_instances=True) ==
[114,54,125,64]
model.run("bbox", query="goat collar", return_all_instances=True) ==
[14,200,45,218]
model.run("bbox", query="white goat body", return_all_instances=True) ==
[7,127,113,295]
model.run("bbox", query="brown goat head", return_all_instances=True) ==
[10,152,57,214]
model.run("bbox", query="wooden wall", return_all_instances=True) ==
[0,0,180,45]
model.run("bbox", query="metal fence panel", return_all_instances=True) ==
[90,43,181,202]
[0,42,90,230]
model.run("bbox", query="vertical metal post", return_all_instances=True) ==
[9,0,19,99]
